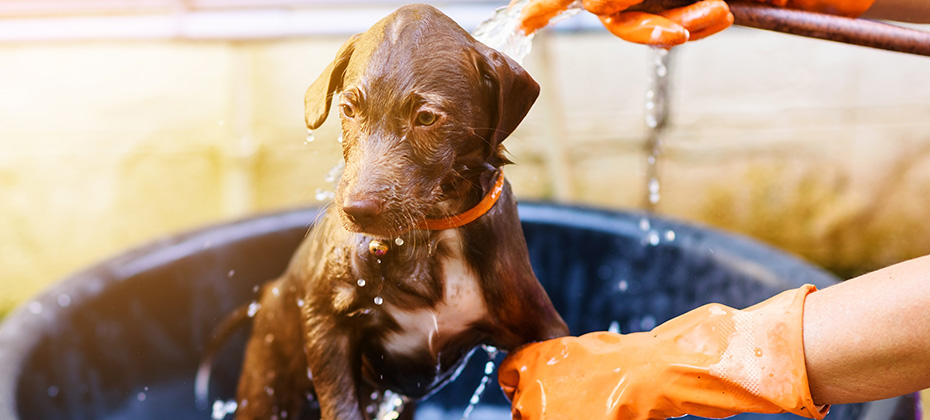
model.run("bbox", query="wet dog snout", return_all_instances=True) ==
[342,197,384,227]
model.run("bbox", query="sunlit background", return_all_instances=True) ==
[2,0,930,329]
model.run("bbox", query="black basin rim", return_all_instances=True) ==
[0,203,912,419]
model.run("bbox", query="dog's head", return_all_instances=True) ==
[305,4,539,237]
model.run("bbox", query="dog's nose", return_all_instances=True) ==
[342,198,384,226]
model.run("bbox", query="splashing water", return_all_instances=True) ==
[315,188,336,202]
[471,0,582,65]
[608,320,622,334]
[211,399,238,420]
[247,301,261,318]
[373,390,408,420]
[315,161,344,202]
[460,345,500,420]
[325,161,345,184]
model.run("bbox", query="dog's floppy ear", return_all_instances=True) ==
[305,34,360,130]
[475,47,540,150]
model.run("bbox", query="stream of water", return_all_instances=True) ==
[471,0,582,64]
[643,48,672,213]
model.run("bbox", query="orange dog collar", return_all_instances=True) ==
[415,171,505,231]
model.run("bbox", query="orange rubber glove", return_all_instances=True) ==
[498,285,830,420]
[517,0,734,47]
[517,0,875,47]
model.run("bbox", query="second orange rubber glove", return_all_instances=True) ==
[498,285,829,420]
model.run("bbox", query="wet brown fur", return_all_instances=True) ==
[232,4,568,419]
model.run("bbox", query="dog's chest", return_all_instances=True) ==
[380,230,488,357]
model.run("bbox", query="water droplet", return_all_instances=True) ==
[648,178,660,194]
[618,280,629,292]
[373,296,383,305]
[482,344,499,358]
[357,279,367,287]
[211,399,238,420]
[47,386,59,397]
[28,301,43,315]
[336,134,344,143]
[656,64,668,78]
[649,192,660,205]
[315,188,335,202]
[608,320,621,334]
[755,347,763,357]
[324,161,344,183]
[272,287,280,296]
[56,294,71,308]
[639,218,651,232]
[137,392,146,402]
[305,129,315,143]
[645,114,658,128]
[227,269,235,278]
[376,259,382,264]
[394,237,404,246]
[252,285,260,293]
[640,315,657,330]
[296,298,305,308]
[484,361,496,375]
[247,301,261,317]
[665,230,676,241]
[265,386,274,396]
[264,334,274,344]
[648,230,660,246]
[144,386,149,391]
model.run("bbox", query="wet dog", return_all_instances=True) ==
[202,4,568,419]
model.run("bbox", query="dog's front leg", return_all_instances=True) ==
[234,280,310,420]
[304,314,366,420]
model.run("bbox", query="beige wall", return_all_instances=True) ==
[2,21,930,317]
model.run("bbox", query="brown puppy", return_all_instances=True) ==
[233,4,568,419]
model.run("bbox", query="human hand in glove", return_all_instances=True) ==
[516,0,877,47]
[517,0,734,47]
[498,285,828,420]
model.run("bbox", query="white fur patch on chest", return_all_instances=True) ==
[381,230,488,357]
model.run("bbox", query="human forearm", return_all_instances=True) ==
[803,255,930,405]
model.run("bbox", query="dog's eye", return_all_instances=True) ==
[416,111,438,126]
[341,104,356,118]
